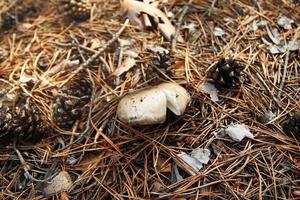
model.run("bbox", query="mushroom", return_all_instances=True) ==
[117,82,190,125]
[157,83,191,116]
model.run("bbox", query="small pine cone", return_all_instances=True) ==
[0,80,46,143]
[61,0,92,21]
[282,112,300,139]
[153,52,172,69]
[208,58,245,88]
[0,0,44,31]
[0,14,16,31]
[53,76,92,130]
[147,52,173,82]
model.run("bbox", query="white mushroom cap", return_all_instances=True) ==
[158,83,191,115]
[117,87,167,125]
[117,82,191,125]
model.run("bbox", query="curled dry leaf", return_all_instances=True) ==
[201,82,219,102]
[120,0,184,42]
[19,72,37,84]
[146,44,169,54]
[213,27,225,37]
[43,171,72,196]
[177,148,210,175]
[277,16,294,30]
[112,57,136,77]
[117,82,190,125]
[262,27,300,54]
[225,123,254,142]
[252,20,268,32]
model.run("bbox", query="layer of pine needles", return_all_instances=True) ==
[0,0,300,199]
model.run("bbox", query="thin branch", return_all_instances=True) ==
[171,0,193,51]
[59,19,130,87]
[13,138,57,183]
[277,50,289,100]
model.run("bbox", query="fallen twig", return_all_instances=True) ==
[277,51,289,100]
[171,0,193,51]
[59,19,130,87]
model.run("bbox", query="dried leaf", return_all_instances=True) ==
[112,57,136,77]
[201,82,219,102]
[17,23,33,32]
[76,154,100,171]
[146,44,169,54]
[43,171,72,196]
[266,27,281,45]
[177,148,211,175]
[190,148,210,164]
[172,60,185,77]
[213,27,225,37]
[224,17,235,23]
[118,38,135,47]
[124,49,139,58]
[286,40,300,51]
[19,73,36,84]
[268,44,285,54]
[60,191,70,200]
[252,20,268,31]
[257,111,276,123]
[90,38,103,49]
[277,16,294,30]
[182,22,197,32]
[172,162,183,182]
[151,181,164,193]
[225,123,254,142]
[120,0,184,42]
[178,151,203,172]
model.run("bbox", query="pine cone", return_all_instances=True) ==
[61,0,92,21]
[147,52,173,82]
[208,58,245,88]
[0,0,44,31]
[0,80,46,144]
[53,76,92,130]
[282,112,300,139]
[153,52,172,69]
[0,14,16,31]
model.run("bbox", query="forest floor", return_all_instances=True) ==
[0,0,300,199]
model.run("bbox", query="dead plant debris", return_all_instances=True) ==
[0,0,300,199]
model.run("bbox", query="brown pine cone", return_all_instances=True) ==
[52,75,92,130]
[60,0,92,21]
[282,112,300,139]
[208,58,245,88]
[153,52,172,69]
[0,80,47,144]
[0,0,44,31]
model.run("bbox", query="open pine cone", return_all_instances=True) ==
[53,75,92,130]
[0,80,47,144]
[153,52,172,69]
[60,0,92,21]
[208,58,245,88]
[282,112,300,139]
[0,0,44,31]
